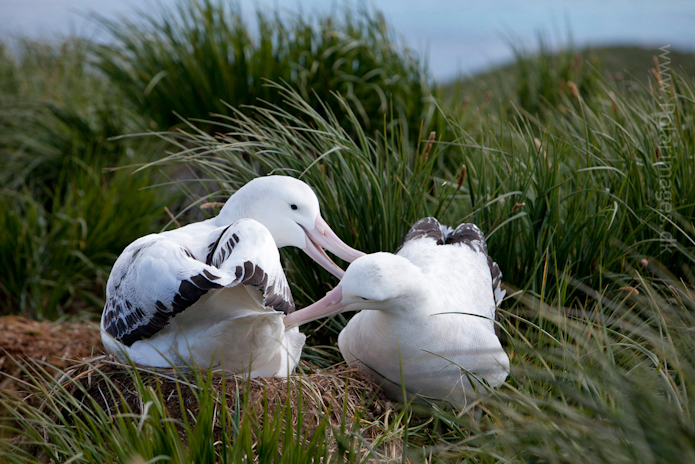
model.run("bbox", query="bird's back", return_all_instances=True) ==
[339,218,509,407]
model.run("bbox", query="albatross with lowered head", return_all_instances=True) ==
[100,176,364,377]
[284,217,509,407]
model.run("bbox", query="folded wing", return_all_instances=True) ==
[101,219,294,347]
[396,217,506,306]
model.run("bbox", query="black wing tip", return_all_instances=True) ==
[105,270,222,347]
[395,217,444,253]
[396,217,506,309]
[445,222,487,253]
[237,260,295,315]
[398,217,489,254]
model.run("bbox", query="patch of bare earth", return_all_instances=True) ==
[0,316,103,395]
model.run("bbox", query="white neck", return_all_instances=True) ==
[215,193,249,227]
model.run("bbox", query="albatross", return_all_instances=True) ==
[100,176,364,377]
[283,217,509,407]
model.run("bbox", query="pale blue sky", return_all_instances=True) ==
[1,0,694,80]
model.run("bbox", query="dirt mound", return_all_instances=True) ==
[13,356,401,461]
[0,318,402,459]
[0,316,103,394]
[62,356,390,432]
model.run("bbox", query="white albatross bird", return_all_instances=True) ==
[284,217,509,407]
[100,176,364,377]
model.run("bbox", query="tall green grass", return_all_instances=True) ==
[94,0,435,138]
[0,39,140,191]
[446,71,694,299]
[443,37,604,122]
[511,37,603,115]
[0,359,404,463]
[0,166,162,318]
[0,39,168,318]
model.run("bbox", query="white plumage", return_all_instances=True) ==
[101,176,364,377]
[284,217,509,407]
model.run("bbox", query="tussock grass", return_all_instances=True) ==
[444,70,694,301]
[443,37,603,120]
[0,39,140,190]
[94,0,434,138]
[0,39,169,319]
[0,357,405,463]
[0,167,162,318]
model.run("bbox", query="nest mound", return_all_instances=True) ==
[62,355,390,428]
[28,355,402,459]
[0,316,403,460]
[0,316,102,395]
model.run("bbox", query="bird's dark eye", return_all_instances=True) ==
[360,297,368,300]
[290,204,298,210]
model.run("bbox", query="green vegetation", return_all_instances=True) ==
[0,39,166,319]
[95,0,434,137]
[445,42,695,114]
[2,0,695,461]
[1,360,398,463]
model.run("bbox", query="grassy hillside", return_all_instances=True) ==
[1,2,695,462]
[443,44,695,112]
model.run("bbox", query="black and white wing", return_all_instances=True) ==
[443,222,505,307]
[396,217,505,306]
[101,219,294,348]
[394,217,447,252]
[205,219,294,315]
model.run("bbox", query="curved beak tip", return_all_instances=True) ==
[300,215,364,278]
[283,285,344,329]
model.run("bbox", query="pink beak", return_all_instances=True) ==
[301,216,365,279]
[283,285,345,329]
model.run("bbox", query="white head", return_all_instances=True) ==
[217,176,364,278]
[283,252,424,328]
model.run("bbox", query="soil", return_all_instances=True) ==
[0,315,104,394]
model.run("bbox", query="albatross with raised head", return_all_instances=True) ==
[284,217,509,407]
[100,176,364,377]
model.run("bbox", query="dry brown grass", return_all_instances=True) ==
[40,355,405,460]
[0,316,102,396]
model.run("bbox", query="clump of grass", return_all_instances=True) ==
[444,69,694,300]
[0,39,168,319]
[0,357,405,462]
[511,36,603,115]
[94,0,435,138]
[0,165,163,319]
[0,38,141,191]
[442,36,605,123]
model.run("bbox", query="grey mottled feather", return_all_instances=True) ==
[396,217,506,335]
